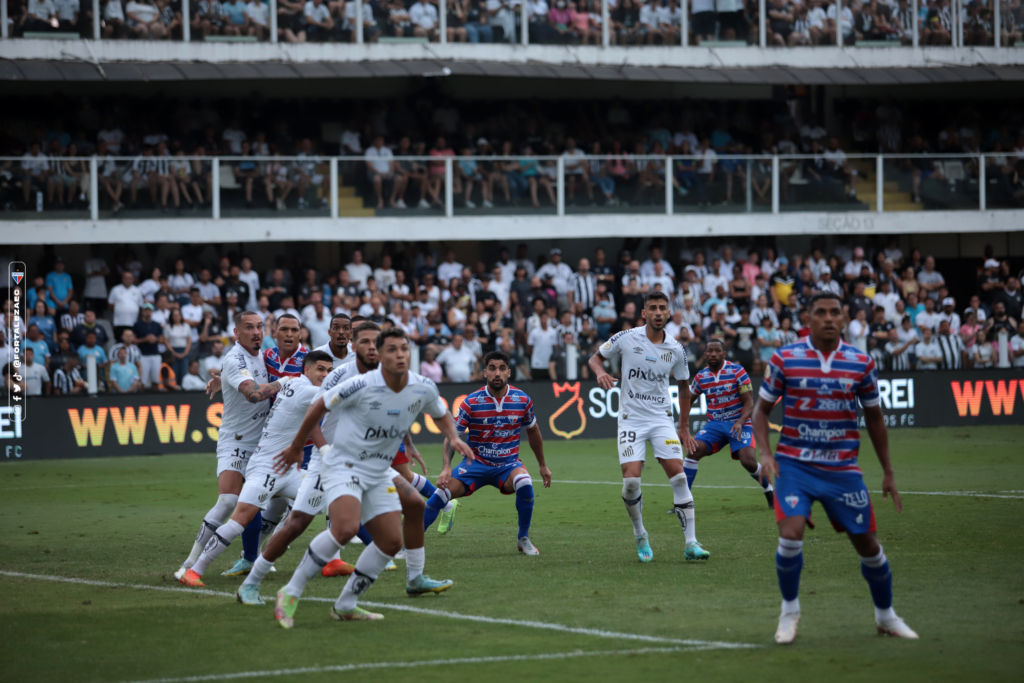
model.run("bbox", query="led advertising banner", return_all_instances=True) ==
[2,372,1021,460]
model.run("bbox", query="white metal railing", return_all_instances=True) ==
[0,0,1004,49]
[0,152,1006,219]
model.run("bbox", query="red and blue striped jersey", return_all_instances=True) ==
[454,386,537,466]
[690,361,752,424]
[758,338,880,473]
[264,345,308,380]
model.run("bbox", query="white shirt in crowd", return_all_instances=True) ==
[238,268,261,310]
[437,260,464,286]
[436,344,476,383]
[181,302,204,342]
[536,261,574,296]
[410,1,438,28]
[108,283,144,327]
[345,261,373,288]
[527,324,560,369]
[366,145,394,175]
[83,257,109,299]
[1011,334,1024,368]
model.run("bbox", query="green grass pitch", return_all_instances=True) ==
[1,426,1023,683]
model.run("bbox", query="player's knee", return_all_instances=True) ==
[376,536,403,557]
[330,521,361,545]
[622,477,642,501]
[403,493,426,514]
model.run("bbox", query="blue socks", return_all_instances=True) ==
[412,473,437,499]
[515,483,534,539]
[776,538,803,604]
[356,525,374,546]
[861,549,893,610]
[423,488,451,529]
[683,458,699,489]
[241,512,262,562]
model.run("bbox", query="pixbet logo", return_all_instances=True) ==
[363,425,403,440]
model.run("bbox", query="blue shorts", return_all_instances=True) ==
[301,443,314,470]
[773,459,876,535]
[452,459,526,496]
[694,419,754,459]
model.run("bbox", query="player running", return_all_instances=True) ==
[684,339,775,508]
[173,311,289,580]
[588,291,709,563]
[753,292,917,645]
[178,350,334,591]
[272,328,474,625]
[422,351,551,555]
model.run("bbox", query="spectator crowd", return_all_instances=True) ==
[5,94,1024,214]
[2,239,1022,397]
[6,0,1022,45]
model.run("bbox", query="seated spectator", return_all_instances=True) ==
[126,0,167,38]
[420,346,444,382]
[22,347,51,396]
[25,0,58,31]
[445,0,468,41]
[464,0,493,42]
[53,353,87,395]
[304,0,336,41]
[827,0,854,43]
[220,0,249,34]
[276,0,306,40]
[180,359,206,391]
[410,0,440,40]
[767,0,795,46]
[20,142,51,211]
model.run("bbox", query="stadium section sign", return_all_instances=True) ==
[3,372,1022,460]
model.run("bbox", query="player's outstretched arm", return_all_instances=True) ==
[436,413,475,463]
[205,375,222,399]
[273,397,328,474]
[863,404,902,512]
[438,437,455,489]
[676,379,697,454]
[526,423,551,487]
[404,432,427,475]
[752,395,776,486]
[588,352,616,390]
[732,388,755,439]
[238,377,288,404]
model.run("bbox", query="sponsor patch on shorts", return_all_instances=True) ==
[386,486,397,494]
[664,439,680,445]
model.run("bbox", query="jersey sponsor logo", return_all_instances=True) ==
[356,449,391,461]
[369,401,382,410]
[387,486,397,493]
[664,439,680,445]
[798,448,843,461]
[842,490,870,508]
[387,409,401,416]
[627,368,667,382]
[627,389,666,404]
[644,356,657,363]
[785,494,799,508]
[363,425,404,440]
[336,378,367,401]
[633,346,644,354]
[797,421,849,441]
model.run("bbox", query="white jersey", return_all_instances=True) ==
[316,361,363,446]
[321,369,447,484]
[598,325,689,422]
[219,342,271,445]
[251,374,320,465]
[314,342,357,370]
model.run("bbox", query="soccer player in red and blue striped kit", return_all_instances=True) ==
[753,292,918,644]
[423,351,552,555]
[684,339,775,508]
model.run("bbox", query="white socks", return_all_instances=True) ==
[284,530,341,598]
[185,494,239,566]
[621,477,646,537]
[242,554,276,588]
[335,542,393,612]
[192,518,244,575]
[782,598,801,615]
[258,498,290,551]
[405,546,425,582]
[669,473,697,544]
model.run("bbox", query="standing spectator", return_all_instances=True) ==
[914,327,942,370]
[884,328,912,372]
[536,248,574,311]
[847,307,869,353]
[344,249,373,289]
[29,300,58,352]
[562,137,593,204]
[110,346,143,393]
[132,304,164,389]
[53,354,86,395]
[436,333,477,382]
[294,138,330,209]
[237,257,261,310]
[180,359,206,391]
[1012,321,1024,368]
[972,330,994,369]
[77,331,109,384]
[568,257,597,311]
[22,347,51,396]
[20,142,51,210]
[108,330,143,380]
[757,316,782,365]
[59,300,85,336]
[168,258,195,306]
[365,136,395,209]
[994,276,1022,323]
[162,308,193,382]
[526,311,559,379]
[935,320,964,370]
[917,256,944,304]
[419,346,443,382]
[108,271,143,341]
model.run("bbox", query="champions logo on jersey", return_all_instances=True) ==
[758,338,880,472]
[455,386,537,466]
[690,361,752,424]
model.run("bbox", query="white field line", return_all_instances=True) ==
[0,479,207,492]
[0,571,759,651]
[113,647,699,683]
[555,480,1024,500]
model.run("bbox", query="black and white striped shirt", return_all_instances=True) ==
[567,313,594,336]
[885,341,910,371]
[60,311,85,333]
[53,366,83,395]
[569,272,597,311]
[108,342,142,366]
[936,332,963,369]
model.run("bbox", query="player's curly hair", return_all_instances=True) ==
[376,326,408,350]
[352,321,380,340]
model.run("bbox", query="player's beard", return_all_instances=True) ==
[356,351,379,371]
[487,375,507,394]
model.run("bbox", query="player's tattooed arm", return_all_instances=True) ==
[676,379,698,455]
[752,394,776,486]
[526,423,552,488]
[863,404,902,513]
[589,352,616,390]
[238,378,284,404]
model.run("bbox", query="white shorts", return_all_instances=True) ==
[216,440,259,477]
[616,417,684,466]
[291,449,325,516]
[321,462,402,525]
[238,459,303,509]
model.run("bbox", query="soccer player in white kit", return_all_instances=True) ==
[272,328,475,625]
[174,311,290,580]
[314,313,355,367]
[178,350,335,592]
[587,291,710,563]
